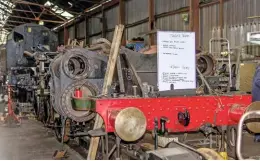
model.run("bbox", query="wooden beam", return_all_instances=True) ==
[148,0,155,45]
[219,0,224,37]
[189,0,200,49]
[118,0,126,45]
[87,24,125,160]
[9,15,64,23]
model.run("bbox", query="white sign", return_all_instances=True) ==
[157,31,196,91]
[247,32,260,45]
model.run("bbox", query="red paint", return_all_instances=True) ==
[5,85,20,123]
[94,95,252,133]
[108,110,120,128]
[228,104,248,122]
[74,88,83,98]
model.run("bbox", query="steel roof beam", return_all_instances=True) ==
[9,15,65,23]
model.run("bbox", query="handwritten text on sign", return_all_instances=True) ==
[157,31,196,91]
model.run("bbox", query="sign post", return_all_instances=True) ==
[157,31,196,91]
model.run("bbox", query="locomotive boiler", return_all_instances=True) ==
[3,23,58,121]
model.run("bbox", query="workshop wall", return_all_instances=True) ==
[61,0,260,56]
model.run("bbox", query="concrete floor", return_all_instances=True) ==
[0,119,83,160]
[240,132,260,159]
[0,118,259,160]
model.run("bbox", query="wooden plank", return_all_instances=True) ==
[87,24,125,160]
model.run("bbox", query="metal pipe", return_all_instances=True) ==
[196,67,213,94]
[132,85,137,97]
[23,51,35,57]
[236,111,260,160]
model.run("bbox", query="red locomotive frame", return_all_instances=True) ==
[95,94,252,133]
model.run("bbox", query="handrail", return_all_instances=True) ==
[236,111,260,160]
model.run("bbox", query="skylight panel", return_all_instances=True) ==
[44,1,74,20]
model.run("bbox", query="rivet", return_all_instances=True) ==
[196,120,198,122]
[152,108,155,111]
[167,108,170,110]
[160,108,162,111]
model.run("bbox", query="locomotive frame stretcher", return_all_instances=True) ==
[94,95,252,134]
